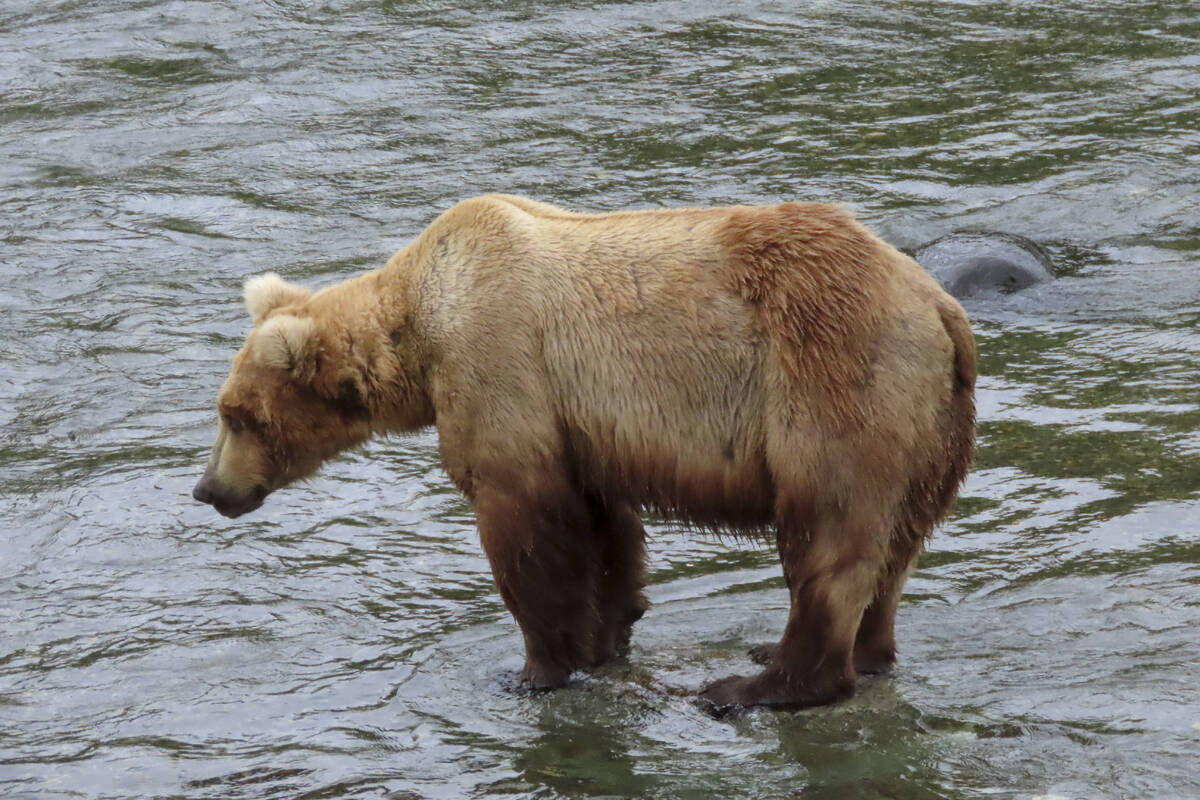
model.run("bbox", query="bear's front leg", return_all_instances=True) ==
[473,472,601,690]
[589,499,649,665]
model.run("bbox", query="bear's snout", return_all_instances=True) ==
[192,477,215,505]
[192,476,266,518]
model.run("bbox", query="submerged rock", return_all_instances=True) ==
[913,232,1055,298]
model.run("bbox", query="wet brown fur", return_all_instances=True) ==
[195,194,976,709]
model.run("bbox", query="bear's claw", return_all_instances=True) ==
[518,660,570,690]
[852,652,895,675]
[700,666,855,712]
[747,643,776,665]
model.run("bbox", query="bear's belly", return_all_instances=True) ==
[545,316,774,528]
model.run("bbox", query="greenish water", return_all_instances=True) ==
[1,1,1198,798]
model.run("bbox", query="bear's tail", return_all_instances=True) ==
[933,294,977,518]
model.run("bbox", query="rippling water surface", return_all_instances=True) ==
[2,1,1198,798]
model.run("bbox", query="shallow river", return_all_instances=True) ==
[2,1,1198,798]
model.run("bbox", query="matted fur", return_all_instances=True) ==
[194,194,976,710]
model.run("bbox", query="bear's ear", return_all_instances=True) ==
[244,273,313,325]
[254,314,317,375]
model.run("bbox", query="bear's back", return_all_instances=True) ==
[412,195,960,525]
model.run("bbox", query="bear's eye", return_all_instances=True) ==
[223,414,245,435]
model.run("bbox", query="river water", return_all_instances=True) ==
[2,1,1198,798]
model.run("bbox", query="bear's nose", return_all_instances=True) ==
[192,477,215,505]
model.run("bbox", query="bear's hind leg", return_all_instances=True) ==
[854,528,922,675]
[588,499,649,666]
[473,472,601,690]
[701,502,885,711]
[853,583,901,676]
[751,550,912,676]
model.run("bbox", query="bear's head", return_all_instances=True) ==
[192,273,374,518]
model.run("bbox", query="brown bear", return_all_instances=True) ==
[192,194,976,710]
